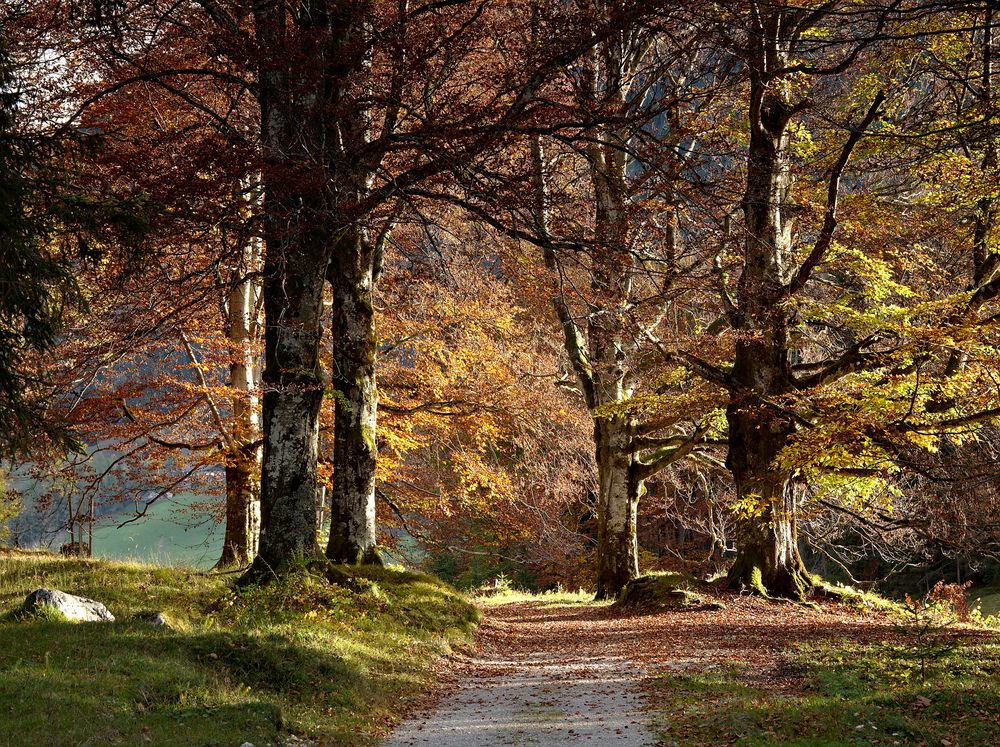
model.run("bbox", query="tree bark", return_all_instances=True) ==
[325,231,381,565]
[594,416,641,599]
[249,249,327,576]
[242,6,335,580]
[725,396,810,597]
[218,453,260,567]
[532,132,642,599]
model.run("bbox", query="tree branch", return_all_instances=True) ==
[787,90,886,296]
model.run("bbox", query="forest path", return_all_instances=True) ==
[381,600,656,746]
[381,591,900,746]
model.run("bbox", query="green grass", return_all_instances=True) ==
[650,637,1000,746]
[0,550,479,746]
[813,580,908,615]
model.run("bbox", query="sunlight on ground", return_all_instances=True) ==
[475,588,610,608]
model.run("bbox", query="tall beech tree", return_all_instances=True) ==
[425,5,731,597]
[526,27,719,597]
[431,20,725,595]
[682,1,896,596]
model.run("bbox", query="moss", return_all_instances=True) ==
[748,565,769,597]
[814,581,905,614]
[326,388,350,413]
[360,423,376,453]
[615,573,724,614]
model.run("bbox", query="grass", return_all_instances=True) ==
[650,636,1000,746]
[0,550,479,746]
[476,588,606,607]
[813,580,908,615]
[468,571,606,608]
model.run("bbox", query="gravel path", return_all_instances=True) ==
[381,602,656,747]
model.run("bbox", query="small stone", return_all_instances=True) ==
[22,588,115,622]
[149,612,168,626]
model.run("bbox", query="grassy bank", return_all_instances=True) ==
[0,550,479,746]
[651,636,1000,746]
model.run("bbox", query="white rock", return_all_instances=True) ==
[23,588,115,622]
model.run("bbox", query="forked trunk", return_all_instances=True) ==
[594,418,641,600]
[725,33,812,598]
[325,236,380,565]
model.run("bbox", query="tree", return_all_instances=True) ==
[709,2,891,596]
[433,4,724,597]
[0,32,81,456]
[525,26,719,597]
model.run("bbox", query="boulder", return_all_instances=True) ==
[22,588,115,622]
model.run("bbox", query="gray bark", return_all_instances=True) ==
[594,416,641,599]
[244,5,344,579]
[325,231,380,565]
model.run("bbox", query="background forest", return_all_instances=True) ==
[4,0,1000,608]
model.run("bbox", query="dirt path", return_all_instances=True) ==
[382,593,896,746]
[382,602,656,746]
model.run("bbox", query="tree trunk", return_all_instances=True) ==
[242,5,341,581]
[325,233,380,565]
[594,417,641,600]
[249,252,327,577]
[726,28,812,598]
[218,454,260,567]
[725,397,810,597]
[217,234,261,568]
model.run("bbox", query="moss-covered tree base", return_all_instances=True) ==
[616,573,725,613]
[237,547,323,586]
[325,541,385,567]
[726,545,814,600]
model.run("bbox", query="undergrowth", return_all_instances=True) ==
[472,573,604,607]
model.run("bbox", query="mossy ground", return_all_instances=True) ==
[0,550,479,746]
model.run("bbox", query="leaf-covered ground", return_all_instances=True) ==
[642,586,1000,747]
[385,582,1000,746]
